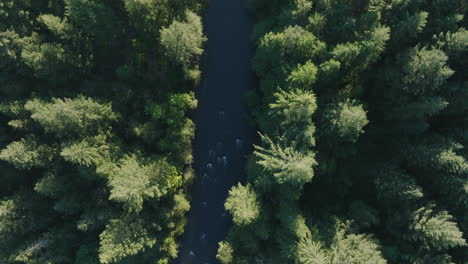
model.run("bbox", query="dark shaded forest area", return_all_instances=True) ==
[219,0,468,264]
[0,0,207,263]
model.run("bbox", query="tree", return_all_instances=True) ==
[64,0,116,42]
[329,222,386,264]
[21,37,70,82]
[401,47,454,96]
[254,134,316,188]
[123,0,169,40]
[160,10,206,81]
[106,155,181,213]
[287,61,318,90]
[217,241,234,264]
[225,183,260,226]
[37,14,72,38]
[253,25,326,78]
[0,30,22,71]
[374,165,424,205]
[99,216,157,264]
[0,136,54,170]
[320,100,368,143]
[295,235,329,264]
[408,205,466,250]
[24,96,118,137]
[269,89,316,148]
[60,135,110,167]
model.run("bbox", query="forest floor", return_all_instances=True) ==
[174,0,257,263]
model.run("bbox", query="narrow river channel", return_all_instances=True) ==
[175,0,257,263]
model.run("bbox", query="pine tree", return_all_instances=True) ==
[374,165,424,205]
[99,216,157,264]
[329,222,386,264]
[160,10,206,81]
[0,136,54,170]
[253,25,326,79]
[106,155,181,213]
[269,89,316,148]
[60,135,110,167]
[295,235,329,264]
[408,205,466,250]
[217,241,234,264]
[254,134,316,189]
[24,96,118,137]
[225,183,260,226]
[320,100,368,143]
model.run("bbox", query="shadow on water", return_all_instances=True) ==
[173,0,257,263]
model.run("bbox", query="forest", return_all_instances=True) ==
[0,0,206,263]
[219,0,468,264]
[1,0,468,264]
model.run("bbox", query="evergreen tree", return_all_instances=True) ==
[225,183,260,226]
[408,205,466,250]
[254,134,316,189]
[24,96,118,137]
[160,10,206,81]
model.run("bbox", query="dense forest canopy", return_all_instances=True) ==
[0,0,206,263]
[220,0,468,264]
[1,0,468,264]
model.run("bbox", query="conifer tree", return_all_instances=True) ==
[225,183,260,226]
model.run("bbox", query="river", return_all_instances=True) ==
[175,0,257,263]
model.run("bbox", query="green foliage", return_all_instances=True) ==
[0,1,203,262]
[21,37,70,81]
[269,89,316,148]
[295,235,329,264]
[217,241,234,264]
[0,136,54,170]
[60,135,110,167]
[254,134,316,188]
[99,216,157,264]
[107,155,181,213]
[25,96,118,137]
[232,0,468,262]
[408,205,466,250]
[225,183,260,226]
[160,10,206,81]
[374,165,424,204]
[0,30,22,71]
[37,14,71,37]
[64,0,116,40]
[402,47,454,96]
[287,61,318,90]
[321,100,368,143]
[329,232,386,264]
[253,25,326,78]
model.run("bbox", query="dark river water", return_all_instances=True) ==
[174,0,257,263]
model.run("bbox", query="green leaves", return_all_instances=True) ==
[287,61,318,90]
[254,134,316,188]
[160,10,206,81]
[402,47,454,96]
[253,26,326,78]
[296,235,329,264]
[225,184,260,226]
[408,205,466,250]
[321,100,368,143]
[217,241,234,264]
[60,136,110,167]
[107,155,181,213]
[25,96,118,137]
[99,216,157,264]
[0,136,54,170]
[269,89,317,148]
[374,165,424,204]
